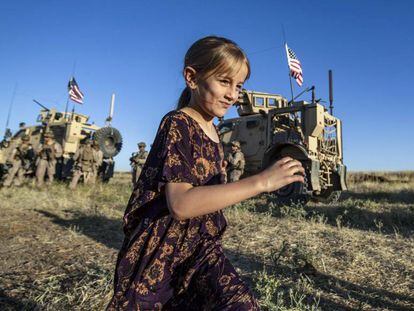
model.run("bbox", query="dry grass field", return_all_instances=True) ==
[0,172,413,310]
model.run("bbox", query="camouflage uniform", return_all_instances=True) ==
[69,139,97,189]
[130,142,148,186]
[92,141,104,183]
[35,132,63,187]
[3,136,33,187]
[226,141,245,182]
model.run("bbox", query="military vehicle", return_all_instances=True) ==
[219,72,347,205]
[0,95,122,182]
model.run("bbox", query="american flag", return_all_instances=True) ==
[285,44,303,87]
[68,77,84,104]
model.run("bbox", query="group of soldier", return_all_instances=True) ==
[4,134,246,189]
[2,132,104,189]
[129,140,245,187]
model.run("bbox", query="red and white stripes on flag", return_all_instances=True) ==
[285,44,303,87]
[68,77,84,104]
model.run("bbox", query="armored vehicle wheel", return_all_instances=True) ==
[314,189,342,204]
[269,150,310,206]
[274,176,310,206]
[94,127,123,158]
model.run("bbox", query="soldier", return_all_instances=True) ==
[99,157,114,183]
[35,132,63,187]
[130,142,148,186]
[92,140,103,183]
[225,140,245,182]
[3,135,33,187]
[69,138,97,189]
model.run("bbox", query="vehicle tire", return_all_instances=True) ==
[270,154,310,206]
[274,174,310,206]
[314,189,342,204]
[94,127,123,158]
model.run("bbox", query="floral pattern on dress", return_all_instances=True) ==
[107,110,259,310]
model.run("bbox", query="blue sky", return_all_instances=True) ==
[0,0,413,171]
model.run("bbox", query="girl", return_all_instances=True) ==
[107,36,304,310]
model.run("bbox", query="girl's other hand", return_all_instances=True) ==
[258,157,305,193]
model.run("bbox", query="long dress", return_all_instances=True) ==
[107,110,260,310]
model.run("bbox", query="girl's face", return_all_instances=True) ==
[191,64,248,119]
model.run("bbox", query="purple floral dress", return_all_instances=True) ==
[107,110,260,310]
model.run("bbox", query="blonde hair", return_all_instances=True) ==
[177,36,250,109]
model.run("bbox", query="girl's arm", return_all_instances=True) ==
[165,157,304,220]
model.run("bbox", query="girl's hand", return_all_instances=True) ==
[258,157,305,193]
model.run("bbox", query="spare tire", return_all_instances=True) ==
[94,127,123,158]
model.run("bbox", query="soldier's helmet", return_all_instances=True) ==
[21,135,30,142]
[138,142,146,148]
[231,141,241,149]
[44,131,54,139]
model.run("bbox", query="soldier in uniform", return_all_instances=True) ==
[99,157,114,183]
[92,140,103,183]
[3,135,33,187]
[35,131,63,187]
[129,142,148,186]
[225,140,245,182]
[69,138,97,189]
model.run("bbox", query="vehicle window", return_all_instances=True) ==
[254,96,264,107]
[268,98,277,107]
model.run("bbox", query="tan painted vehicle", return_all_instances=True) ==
[219,82,347,205]
[0,101,122,182]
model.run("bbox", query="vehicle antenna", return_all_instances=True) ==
[33,99,50,111]
[292,86,313,101]
[329,70,334,115]
[4,83,17,139]
[106,93,115,126]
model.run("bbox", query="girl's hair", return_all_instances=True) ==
[177,36,250,109]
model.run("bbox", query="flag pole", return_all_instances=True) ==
[64,97,69,120]
[285,43,295,105]
[68,61,77,120]
[282,25,294,105]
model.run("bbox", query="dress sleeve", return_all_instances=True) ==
[156,113,198,190]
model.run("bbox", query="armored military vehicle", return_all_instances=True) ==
[0,97,122,182]
[219,75,347,205]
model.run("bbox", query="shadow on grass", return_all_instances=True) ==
[342,189,414,205]
[225,249,414,311]
[252,194,414,237]
[36,209,124,250]
[305,204,414,237]
[0,289,39,311]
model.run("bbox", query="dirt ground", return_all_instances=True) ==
[0,172,413,310]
